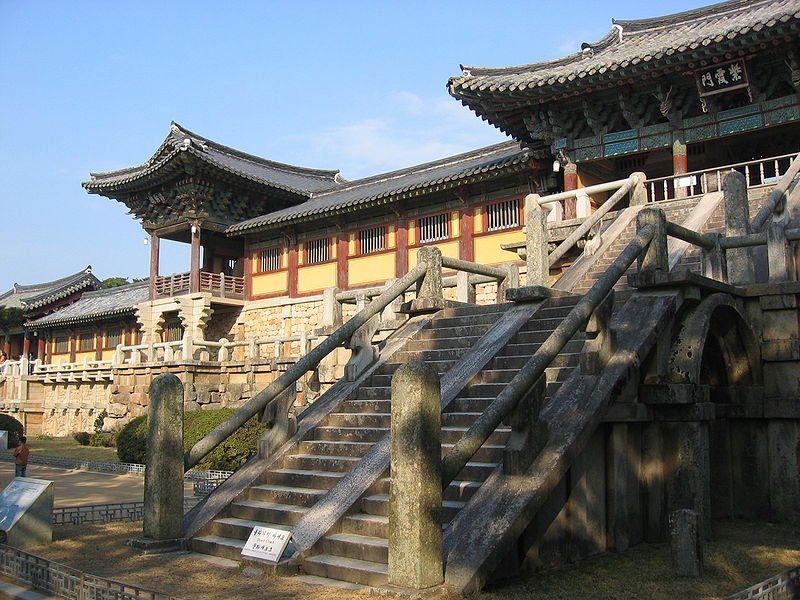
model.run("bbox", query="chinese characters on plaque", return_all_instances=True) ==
[695,59,751,111]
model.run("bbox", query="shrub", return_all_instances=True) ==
[0,414,24,447]
[115,409,265,471]
[93,410,108,434]
[72,431,92,446]
[89,432,115,448]
[35,434,53,441]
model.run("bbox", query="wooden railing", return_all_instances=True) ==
[645,152,799,201]
[154,271,245,299]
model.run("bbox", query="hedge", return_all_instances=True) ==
[0,414,24,447]
[116,409,266,471]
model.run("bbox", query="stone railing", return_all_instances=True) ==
[645,152,799,201]
[33,358,112,383]
[114,332,321,366]
[0,544,175,599]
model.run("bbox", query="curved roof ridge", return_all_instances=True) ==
[169,122,341,181]
[314,140,520,197]
[613,0,767,32]
[4,266,94,295]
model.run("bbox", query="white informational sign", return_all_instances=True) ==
[0,478,50,532]
[241,526,291,562]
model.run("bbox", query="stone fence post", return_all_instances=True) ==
[525,194,550,287]
[389,361,443,589]
[142,373,184,544]
[724,171,754,284]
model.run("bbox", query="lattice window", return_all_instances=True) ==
[258,248,282,272]
[106,328,122,349]
[359,226,386,255]
[418,213,450,243]
[163,320,183,343]
[55,337,69,354]
[487,198,521,231]
[78,332,94,352]
[305,238,330,264]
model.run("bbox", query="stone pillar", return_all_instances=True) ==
[664,421,711,537]
[177,295,214,342]
[669,509,703,577]
[563,159,577,219]
[525,194,550,287]
[389,361,442,589]
[672,135,688,199]
[190,224,201,294]
[149,233,160,301]
[143,373,184,542]
[637,208,669,275]
[724,171,754,285]
[607,423,630,552]
[408,246,444,313]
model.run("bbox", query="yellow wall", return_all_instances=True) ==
[51,352,70,362]
[100,349,116,361]
[252,271,289,296]
[348,253,395,287]
[75,350,95,363]
[408,241,460,267]
[474,230,526,265]
[297,263,337,293]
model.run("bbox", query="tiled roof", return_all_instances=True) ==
[227,141,531,234]
[0,267,103,311]
[83,122,343,197]
[26,281,149,328]
[449,0,800,131]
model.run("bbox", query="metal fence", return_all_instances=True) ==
[52,502,145,526]
[0,544,178,599]
[725,567,800,600]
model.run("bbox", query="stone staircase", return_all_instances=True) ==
[189,303,514,563]
[299,294,585,586]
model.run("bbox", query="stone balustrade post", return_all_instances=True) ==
[379,279,406,329]
[389,361,443,589]
[503,374,547,474]
[113,345,124,367]
[525,194,550,287]
[498,263,519,303]
[701,233,728,283]
[218,339,229,362]
[637,207,669,276]
[456,270,476,304]
[412,246,444,311]
[767,221,793,283]
[248,338,257,362]
[724,171,754,285]
[345,294,380,381]
[320,287,343,331]
[142,373,184,543]
[629,172,648,206]
[580,290,616,375]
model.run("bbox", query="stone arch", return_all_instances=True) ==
[669,293,761,389]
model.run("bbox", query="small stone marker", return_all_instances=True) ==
[0,477,54,548]
[669,509,704,577]
[241,526,291,562]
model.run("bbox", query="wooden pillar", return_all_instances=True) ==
[459,207,474,263]
[37,337,46,362]
[95,329,103,361]
[243,242,252,300]
[673,134,688,199]
[149,233,160,300]
[563,159,578,220]
[287,244,299,298]
[190,224,201,293]
[22,334,30,359]
[2,337,10,357]
[395,221,408,277]
[337,235,348,290]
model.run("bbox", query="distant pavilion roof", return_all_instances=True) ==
[227,141,533,235]
[0,267,103,312]
[448,0,800,142]
[84,122,342,198]
[83,123,345,229]
[26,281,149,329]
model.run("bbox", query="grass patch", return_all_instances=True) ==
[4,436,120,463]
[24,520,800,600]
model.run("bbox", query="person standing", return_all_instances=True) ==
[14,436,28,477]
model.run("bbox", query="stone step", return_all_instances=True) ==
[282,454,362,474]
[387,347,470,363]
[340,513,388,538]
[190,534,247,562]
[500,339,585,357]
[301,553,388,587]
[336,398,391,413]
[297,440,374,458]
[436,303,511,318]
[474,366,577,384]
[313,426,388,442]
[208,517,290,541]
[406,334,489,351]
[489,352,579,371]
[379,359,456,375]
[261,468,345,490]
[326,412,391,428]
[247,482,327,507]
[430,312,505,329]
[320,532,388,564]
[229,499,308,526]
[370,477,483,502]
[412,325,495,341]
[360,495,466,521]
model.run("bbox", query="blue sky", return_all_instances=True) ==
[0,0,711,286]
